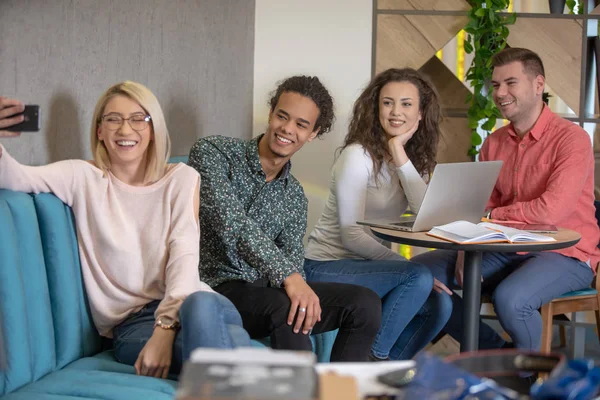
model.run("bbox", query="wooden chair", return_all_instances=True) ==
[480,268,600,359]
[540,276,600,357]
[540,200,600,357]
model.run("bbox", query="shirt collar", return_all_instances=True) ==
[507,103,551,141]
[245,134,292,182]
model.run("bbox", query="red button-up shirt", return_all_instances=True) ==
[480,105,600,272]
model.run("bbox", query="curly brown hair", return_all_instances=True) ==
[341,68,441,180]
[268,75,335,137]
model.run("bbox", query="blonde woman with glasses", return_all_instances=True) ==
[0,85,250,379]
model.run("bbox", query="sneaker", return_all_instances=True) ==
[501,341,515,349]
[369,353,390,362]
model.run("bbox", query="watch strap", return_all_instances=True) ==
[154,317,180,331]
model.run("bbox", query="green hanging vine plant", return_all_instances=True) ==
[464,0,516,156]
[566,0,583,14]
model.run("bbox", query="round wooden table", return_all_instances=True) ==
[371,227,582,352]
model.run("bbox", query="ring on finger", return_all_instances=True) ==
[299,307,306,313]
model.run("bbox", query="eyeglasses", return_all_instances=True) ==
[101,114,152,131]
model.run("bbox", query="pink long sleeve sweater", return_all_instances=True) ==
[0,145,212,337]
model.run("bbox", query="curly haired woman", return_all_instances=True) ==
[304,68,453,361]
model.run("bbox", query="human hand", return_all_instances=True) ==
[283,272,322,334]
[134,327,175,378]
[0,97,25,138]
[433,278,453,295]
[388,119,419,167]
[454,251,482,288]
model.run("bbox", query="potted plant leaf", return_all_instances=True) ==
[464,0,517,156]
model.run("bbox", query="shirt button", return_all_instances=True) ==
[513,191,517,196]
[520,144,525,148]
[514,167,518,172]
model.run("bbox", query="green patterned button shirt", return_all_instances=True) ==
[187,134,308,288]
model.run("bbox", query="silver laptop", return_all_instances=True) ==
[357,161,503,232]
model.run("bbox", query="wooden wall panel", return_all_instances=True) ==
[437,118,472,163]
[378,0,470,11]
[419,57,472,163]
[419,56,470,110]
[376,14,468,73]
[507,18,582,113]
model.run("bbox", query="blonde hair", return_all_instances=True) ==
[90,81,171,184]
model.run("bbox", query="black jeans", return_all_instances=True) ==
[215,279,381,362]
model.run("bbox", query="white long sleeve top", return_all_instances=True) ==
[0,144,213,337]
[305,144,427,261]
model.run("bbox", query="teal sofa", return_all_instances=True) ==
[0,188,336,399]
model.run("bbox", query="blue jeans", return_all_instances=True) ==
[411,250,594,350]
[304,258,452,360]
[113,291,251,374]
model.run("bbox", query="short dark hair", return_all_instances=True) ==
[491,47,545,78]
[268,76,335,137]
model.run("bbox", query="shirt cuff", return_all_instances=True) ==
[277,269,306,288]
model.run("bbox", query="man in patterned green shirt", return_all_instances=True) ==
[188,76,381,361]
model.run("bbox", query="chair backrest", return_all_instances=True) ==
[169,155,189,164]
[0,190,101,395]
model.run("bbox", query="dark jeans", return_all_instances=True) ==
[215,280,382,362]
[304,258,452,360]
[412,250,594,350]
[113,291,251,374]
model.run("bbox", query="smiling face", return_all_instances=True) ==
[378,81,422,139]
[97,95,153,169]
[263,91,320,159]
[491,61,544,124]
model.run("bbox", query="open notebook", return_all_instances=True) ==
[427,221,557,244]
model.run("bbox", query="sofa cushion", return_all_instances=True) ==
[4,368,177,400]
[3,350,176,400]
[0,191,56,394]
[0,191,102,396]
[2,394,100,400]
[65,350,135,374]
[33,193,101,364]
[169,156,189,164]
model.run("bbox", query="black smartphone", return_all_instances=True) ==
[6,105,40,132]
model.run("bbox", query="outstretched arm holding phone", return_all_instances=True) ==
[0,97,25,138]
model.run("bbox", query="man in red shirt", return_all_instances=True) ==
[413,47,600,351]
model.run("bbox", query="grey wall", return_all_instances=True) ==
[0,0,254,164]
